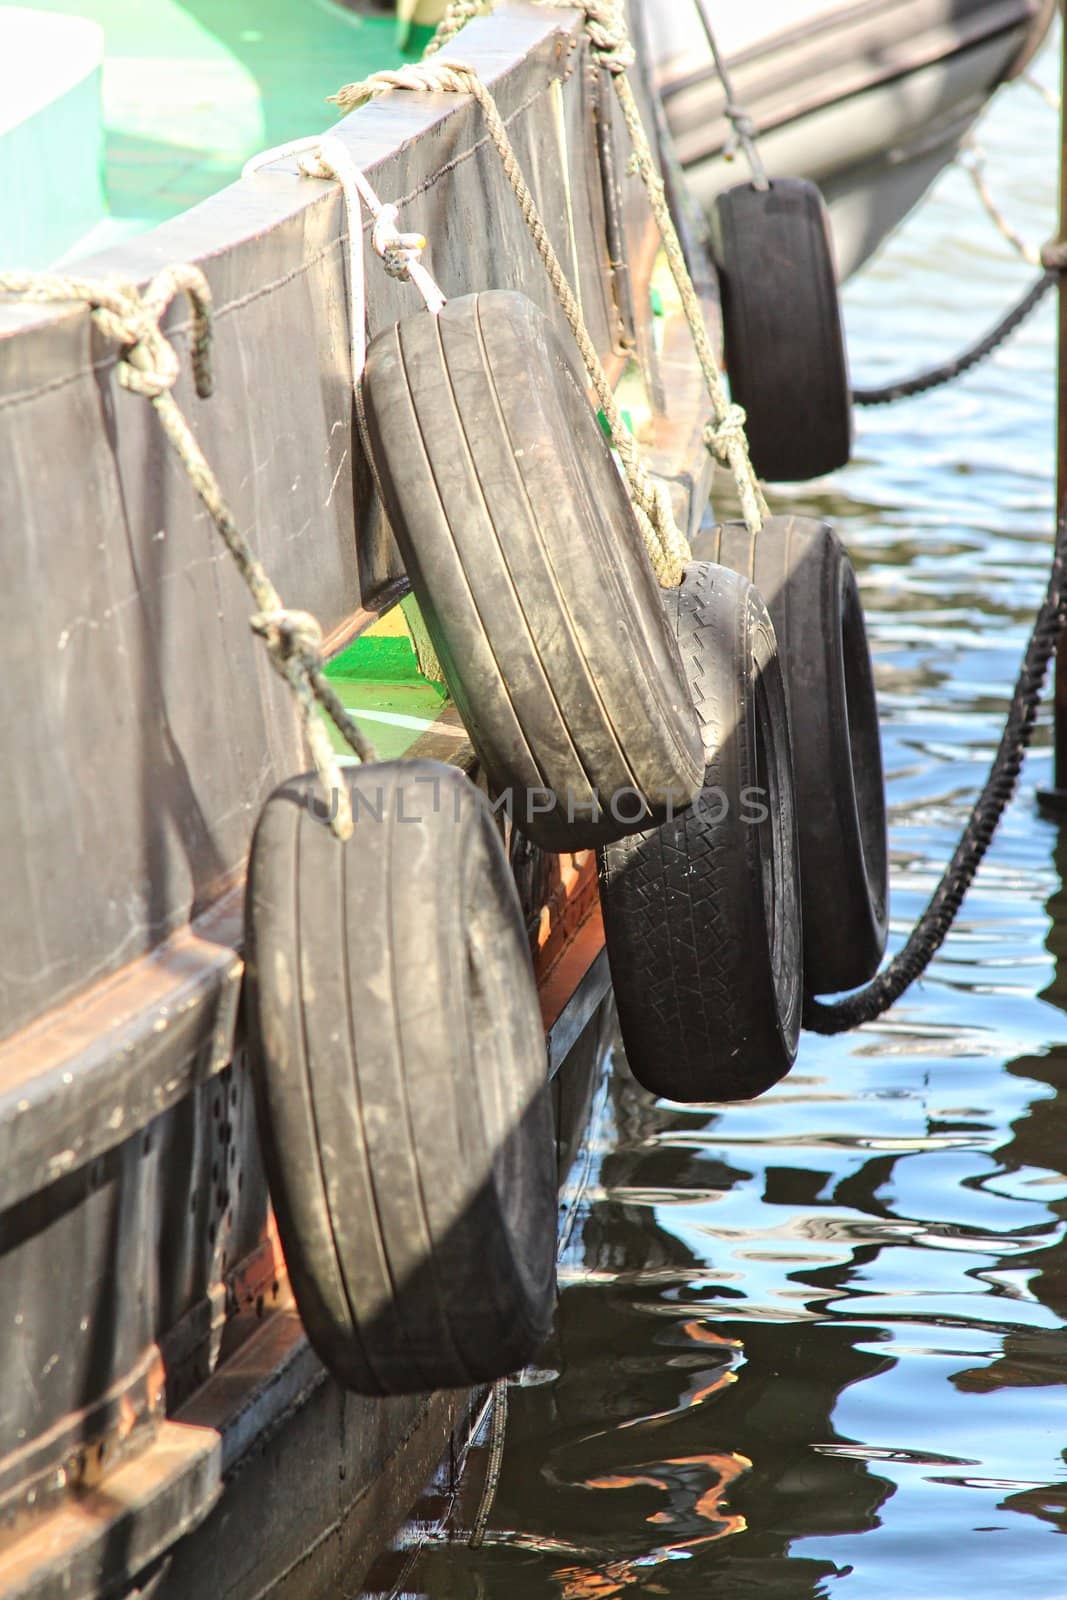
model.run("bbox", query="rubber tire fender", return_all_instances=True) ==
[245,760,557,1396]
[711,178,852,482]
[710,515,888,994]
[360,290,704,853]
[598,563,802,1103]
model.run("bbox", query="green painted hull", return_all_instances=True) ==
[1,0,437,267]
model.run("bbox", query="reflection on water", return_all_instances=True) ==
[367,38,1067,1600]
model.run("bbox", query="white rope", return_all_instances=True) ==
[330,60,691,584]
[243,133,447,389]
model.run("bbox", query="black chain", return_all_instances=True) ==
[852,272,1054,407]
[806,510,1067,1035]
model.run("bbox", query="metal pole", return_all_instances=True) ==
[1052,0,1067,793]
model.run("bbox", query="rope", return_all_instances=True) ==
[806,508,1067,1035]
[691,0,769,190]
[0,267,378,840]
[852,271,1055,406]
[244,133,451,686]
[468,1377,509,1549]
[851,101,1067,410]
[424,0,494,57]
[243,132,446,388]
[959,139,1042,267]
[331,59,690,585]
[334,1,771,557]
[538,0,769,535]
[1021,69,1060,113]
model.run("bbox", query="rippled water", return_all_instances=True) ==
[373,37,1067,1600]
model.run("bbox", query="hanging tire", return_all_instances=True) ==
[245,760,557,1396]
[710,516,888,994]
[360,290,704,853]
[710,178,852,482]
[597,563,802,1103]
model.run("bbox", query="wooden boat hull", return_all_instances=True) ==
[0,7,716,1594]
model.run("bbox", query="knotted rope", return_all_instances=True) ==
[331,60,689,585]
[540,0,768,533]
[690,0,770,190]
[378,0,768,538]
[244,132,449,683]
[244,132,446,387]
[0,266,378,840]
[424,0,495,57]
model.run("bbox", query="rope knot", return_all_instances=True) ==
[331,60,471,114]
[552,0,636,73]
[371,204,430,283]
[705,405,749,464]
[250,608,324,669]
[722,101,759,161]
[1041,238,1067,272]
[91,292,181,399]
[0,264,215,402]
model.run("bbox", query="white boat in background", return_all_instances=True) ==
[644,0,1056,280]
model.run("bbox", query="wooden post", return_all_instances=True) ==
[1041,3,1067,808]
[1053,4,1067,790]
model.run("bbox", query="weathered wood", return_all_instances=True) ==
[0,891,244,1216]
[0,4,613,1043]
[0,6,713,1590]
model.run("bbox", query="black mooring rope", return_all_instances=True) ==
[806,509,1067,1035]
[852,272,1054,406]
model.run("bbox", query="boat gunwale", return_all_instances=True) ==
[0,4,578,345]
[659,0,1041,95]
[658,0,1044,164]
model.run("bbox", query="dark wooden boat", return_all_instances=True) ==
[0,7,717,1596]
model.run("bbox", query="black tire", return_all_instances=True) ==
[711,178,852,482]
[598,563,802,1103]
[710,516,888,994]
[245,760,557,1395]
[361,290,704,852]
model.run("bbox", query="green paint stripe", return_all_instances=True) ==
[326,635,421,683]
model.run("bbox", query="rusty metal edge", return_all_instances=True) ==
[0,940,613,1600]
[0,1419,222,1600]
[0,858,609,1218]
[0,888,246,1216]
[548,943,611,1080]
